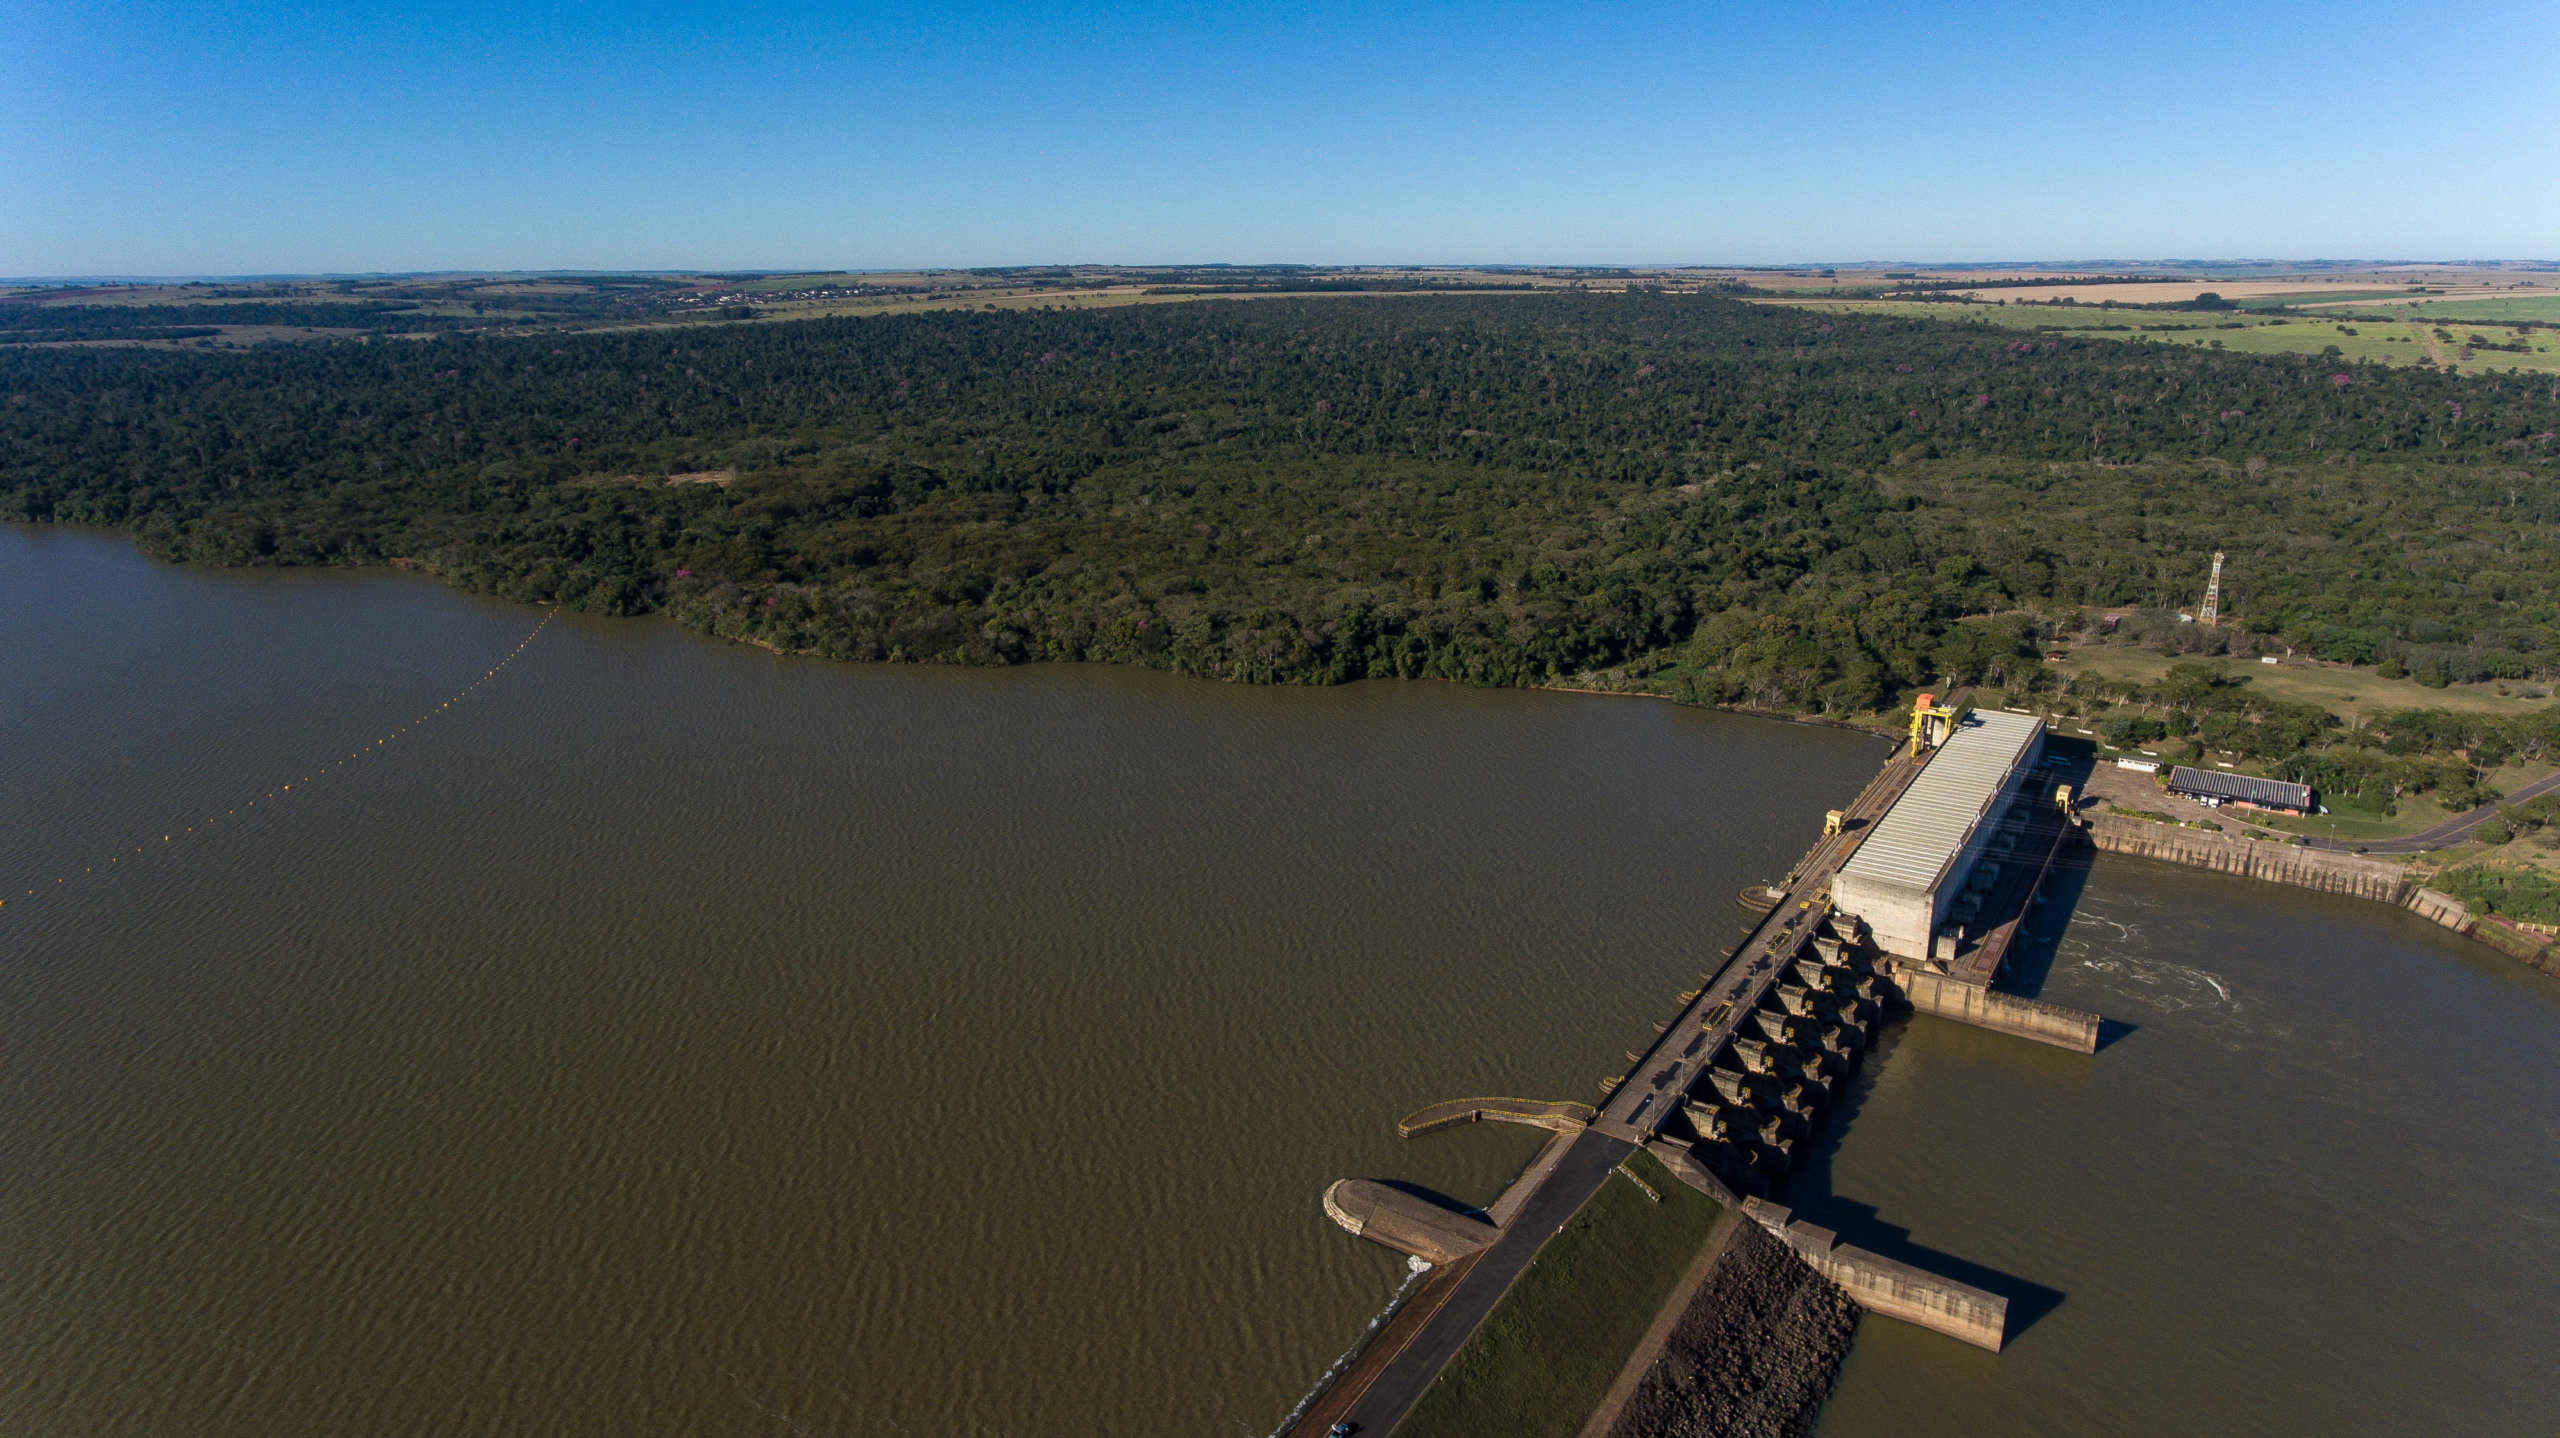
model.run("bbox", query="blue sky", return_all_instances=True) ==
[7,1,2556,275]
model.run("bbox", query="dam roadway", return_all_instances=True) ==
[1292,739,1932,1438]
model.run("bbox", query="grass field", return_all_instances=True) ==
[22,266,2558,361]
[2058,643,2557,846]
[1395,1150,1727,1438]
[2314,295,2560,324]
[2236,761,2554,847]
[2227,289,2418,308]
[1755,295,2560,374]
[2414,828,2560,885]
[2056,645,2556,723]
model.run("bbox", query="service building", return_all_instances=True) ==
[2163,766,2314,815]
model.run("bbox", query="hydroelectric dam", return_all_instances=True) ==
[1290,702,2102,1438]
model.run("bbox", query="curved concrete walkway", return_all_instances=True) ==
[1397,1097,1596,1139]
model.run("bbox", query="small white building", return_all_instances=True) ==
[1833,711,2046,962]
[2114,756,2161,773]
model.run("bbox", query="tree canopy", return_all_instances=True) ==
[5,293,2557,713]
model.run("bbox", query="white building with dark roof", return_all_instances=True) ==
[2164,766,2313,814]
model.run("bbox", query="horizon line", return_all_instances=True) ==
[10,258,2560,286]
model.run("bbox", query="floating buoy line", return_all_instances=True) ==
[6,608,556,914]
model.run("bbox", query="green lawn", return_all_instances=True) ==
[1395,1150,1728,1438]
[2229,290,2417,308]
[2315,295,2560,324]
[2056,646,2557,724]
[2242,804,2455,843]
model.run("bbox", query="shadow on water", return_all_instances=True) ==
[1990,845,2091,1002]
[1778,1016,2068,1341]
[1809,1199,2068,1335]
[1986,794,2142,1051]
[2092,1017,2141,1052]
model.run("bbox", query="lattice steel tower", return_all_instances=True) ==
[2200,551,2225,627]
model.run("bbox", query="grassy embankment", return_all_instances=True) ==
[1396,1150,1728,1438]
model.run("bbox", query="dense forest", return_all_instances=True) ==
[5,293,2558,729]
[0,302,450,342]
[0,278,702,343]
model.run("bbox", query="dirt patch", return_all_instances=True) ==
[2077,763,2264,831]
[1604,1222,1858,1438]
[665,470,735,487]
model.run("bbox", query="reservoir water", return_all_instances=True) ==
[4,525,2556,1436]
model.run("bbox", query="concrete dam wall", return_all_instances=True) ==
[2083,815,2496,950]
[1899,971,2101,1053]
[1743,1199,2008,1352]
[2084,814,2411,903]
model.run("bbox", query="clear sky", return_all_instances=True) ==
[7,0,2556,276]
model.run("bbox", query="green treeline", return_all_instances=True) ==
[3,293,2557,712]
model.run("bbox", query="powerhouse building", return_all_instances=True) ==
[1833,710,2046,961]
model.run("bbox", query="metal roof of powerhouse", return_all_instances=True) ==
[1839,710,2044,895]
[2166,766,2313,808]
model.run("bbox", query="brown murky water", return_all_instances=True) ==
[4,525,2554,1437]
[1806,857,2560,1438]
[0,525,1865,1437]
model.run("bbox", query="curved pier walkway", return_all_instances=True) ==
[1396,1097,1595,1139]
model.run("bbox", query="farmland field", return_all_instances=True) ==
[2309,295,2560,324]
[1754,296,2560,374]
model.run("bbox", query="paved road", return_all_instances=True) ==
[2306,768,2560,854]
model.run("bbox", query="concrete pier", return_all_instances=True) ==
[1396,1096,1596,1139]
[1899,970,2100,1053]
[1322,1180,1499,1265]
[1743,1199,2009,1352]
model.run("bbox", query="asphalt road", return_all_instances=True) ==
[2306,768,2560,854]
[1324,1130,1633,1436]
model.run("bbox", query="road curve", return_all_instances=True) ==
[2306,769,2560,854]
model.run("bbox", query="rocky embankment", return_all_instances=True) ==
[1606,1223,1859,1438]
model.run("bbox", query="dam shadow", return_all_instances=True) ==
[1985,815,2141,1052]
[1996,843,2079,1000]
[1777,1015,2068,1340]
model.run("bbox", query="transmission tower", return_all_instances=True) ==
[2200,551,2225,627]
